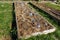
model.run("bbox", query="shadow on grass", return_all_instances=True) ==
[10,3,17,40]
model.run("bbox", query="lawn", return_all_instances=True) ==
[0,2,13,40]
[20,2,60,40]
[45,2,60,10]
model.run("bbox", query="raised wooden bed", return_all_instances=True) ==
[15,2,56,39]
[31,2,60,20]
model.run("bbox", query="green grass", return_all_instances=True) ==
[45,2,60,10]
[0,3,13,39]
[20,2,60,40]
[26,34,55,40]
[0,3,12,11]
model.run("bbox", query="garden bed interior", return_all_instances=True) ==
[15,2,56,39]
